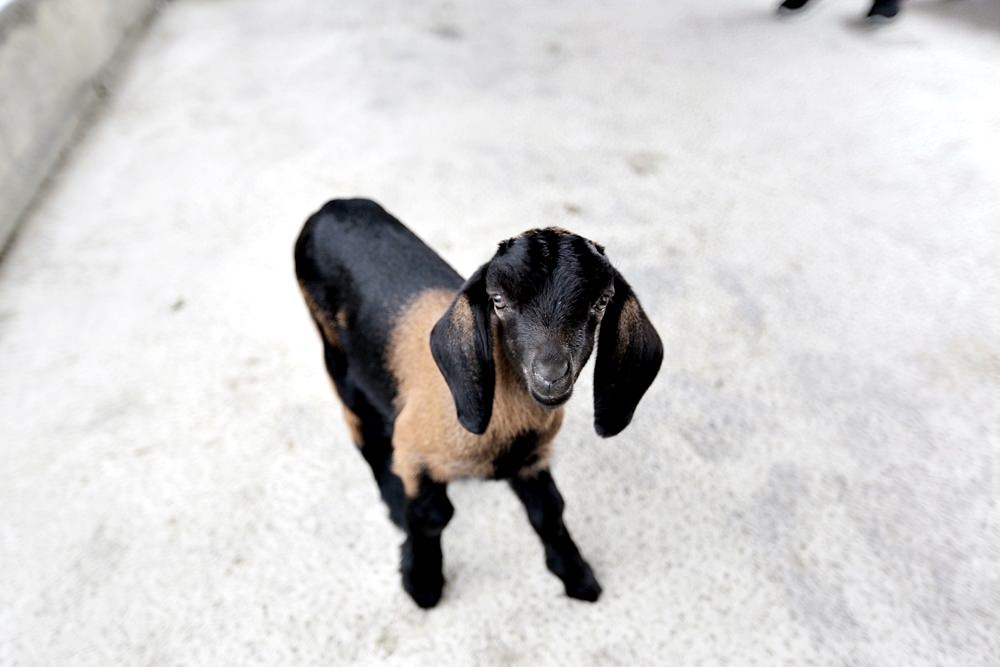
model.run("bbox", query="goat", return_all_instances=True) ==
[294,199,663,608]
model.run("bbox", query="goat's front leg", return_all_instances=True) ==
[400,474,453,608]
[510,469,602,602]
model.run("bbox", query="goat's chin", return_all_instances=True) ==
[529,387,573,408]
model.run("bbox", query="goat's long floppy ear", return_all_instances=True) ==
[594,270,663,438]
[430,264,495,435]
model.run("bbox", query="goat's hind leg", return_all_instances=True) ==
[323,341,406,528]
[510,469,602,602]
[400,474,454,608]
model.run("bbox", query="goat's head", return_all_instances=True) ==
[431,227,663,437]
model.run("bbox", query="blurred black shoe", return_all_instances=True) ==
[867,0,900,21]
[777,0,812,13]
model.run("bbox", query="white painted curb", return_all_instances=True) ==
[0,0,159,252]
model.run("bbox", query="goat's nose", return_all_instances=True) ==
[532,357,570,385]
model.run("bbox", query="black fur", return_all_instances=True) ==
[296,199,458,529]
[324,340,406,528]
[295,199,462,414]
[593,270,664,437]
[436,227,663,437]
[510,470,602,601]
[401,474,453,608]
[429,266,495,434]
[491,431,542,479]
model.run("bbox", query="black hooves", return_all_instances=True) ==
[563,564,603,603]
[402,570,445,609]
[400,539,445,609]
[546,546,602,603]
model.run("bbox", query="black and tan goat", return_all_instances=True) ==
[294,199,662,608]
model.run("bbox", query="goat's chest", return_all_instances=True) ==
[391,391,564,492]
[386,288,565,493]
[470,391,564,479]
[487,430,550,479]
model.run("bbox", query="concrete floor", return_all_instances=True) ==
[2,0,999,664]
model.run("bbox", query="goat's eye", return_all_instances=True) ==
[491,294,507,311]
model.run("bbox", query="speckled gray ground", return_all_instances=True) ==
[1,0,999,665]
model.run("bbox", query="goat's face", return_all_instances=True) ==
[485,228,613,407]
[431,227,662,437]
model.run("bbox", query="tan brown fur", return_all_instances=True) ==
[388,289,564,496]
[616,296,641,359]
[341,405,364,447]
[450,294,475,339]
[298,280,340,348]
[299,280,364,447]
[335,309,349,330]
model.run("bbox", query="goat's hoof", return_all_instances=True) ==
[564,566,602,602]
[400,546,445,608]
[402,571,444,608]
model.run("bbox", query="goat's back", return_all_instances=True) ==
[294,199,462,413]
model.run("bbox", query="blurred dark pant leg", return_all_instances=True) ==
[868,0,901,18]
[779,0,813,11]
